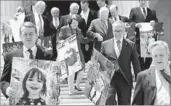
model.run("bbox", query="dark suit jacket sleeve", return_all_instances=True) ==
[0,54,12,98]
[152,10,158,22]
[123,16,130,22]
[131,42,141,79]
[58,27,65,40]
[132,73,144,105]
[87,20,97,40]
[129,8,135,22]
[78,17,87,36]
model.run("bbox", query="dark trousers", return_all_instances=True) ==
[51,33,57,60]
[105,71,132,105]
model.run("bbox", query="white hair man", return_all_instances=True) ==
[109,4,129,24]
[133,40,171,105]
[87,7,113,51]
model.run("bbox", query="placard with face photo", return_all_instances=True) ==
[9,57,61,105]
[57,35,83,81]
[84,49,115,105]
[139,23,157,57]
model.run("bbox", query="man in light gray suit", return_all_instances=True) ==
[87,7,113,51]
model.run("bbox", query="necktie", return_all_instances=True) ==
[117,40,121,53]
[143,8,146,18]
[160,69,171,84]
[28,49,33,59]
[102,20,107,34]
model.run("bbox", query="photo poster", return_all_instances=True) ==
[9,57,61,105]
[139,23,156,58]
[2,41,23,55]
[84,49,115,105]
[125,22,136,42]
[57,35,82,81]
[37,36,52,52]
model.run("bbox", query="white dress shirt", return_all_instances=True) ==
[53,17,59,29]
[114,38,123,58]
[154,65,170,105]
[80,8,90,24]
[32,6,44,36]
[23,45,37,59]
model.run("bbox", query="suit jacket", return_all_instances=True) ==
[129,7,158,23]
[58,25,89,66]
[48,17,62,60]
[80,9,97,31]
[109,15,130,24]
[79,9,97,62]
[101,38,141,85]
[24,5,51,37]
[0,46,53,98]
[60,14,87,36]
[132,64,171,105]
[87,18,113,51]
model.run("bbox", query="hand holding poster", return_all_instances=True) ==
[84,49,115,105]
[9,57,61,105]
[57,35,82,81]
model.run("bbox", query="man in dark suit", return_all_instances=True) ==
[0,22,53,98]
[87,7,113,51]
[101,22,141,105]
[24,1,51,48]
[80,0,97,63]
[49,7,61,60]
[109,4,129,24]
[129,0,158,71]
[132,41,171,105]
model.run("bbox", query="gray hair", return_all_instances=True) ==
[99,7,109,16]
[51,7,59,14]
[69,2,79,11]
[35,1,46,8]
[148,40,170,57]
[109,4,118,11]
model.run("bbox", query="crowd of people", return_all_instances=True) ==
[0,0,170,105]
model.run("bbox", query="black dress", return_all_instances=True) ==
[16,97,46,105]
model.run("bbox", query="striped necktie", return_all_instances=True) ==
[28,49,33,59]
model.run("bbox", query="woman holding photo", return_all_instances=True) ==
[58,15,89,95]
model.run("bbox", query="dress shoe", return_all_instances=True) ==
[74,86,82,91]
